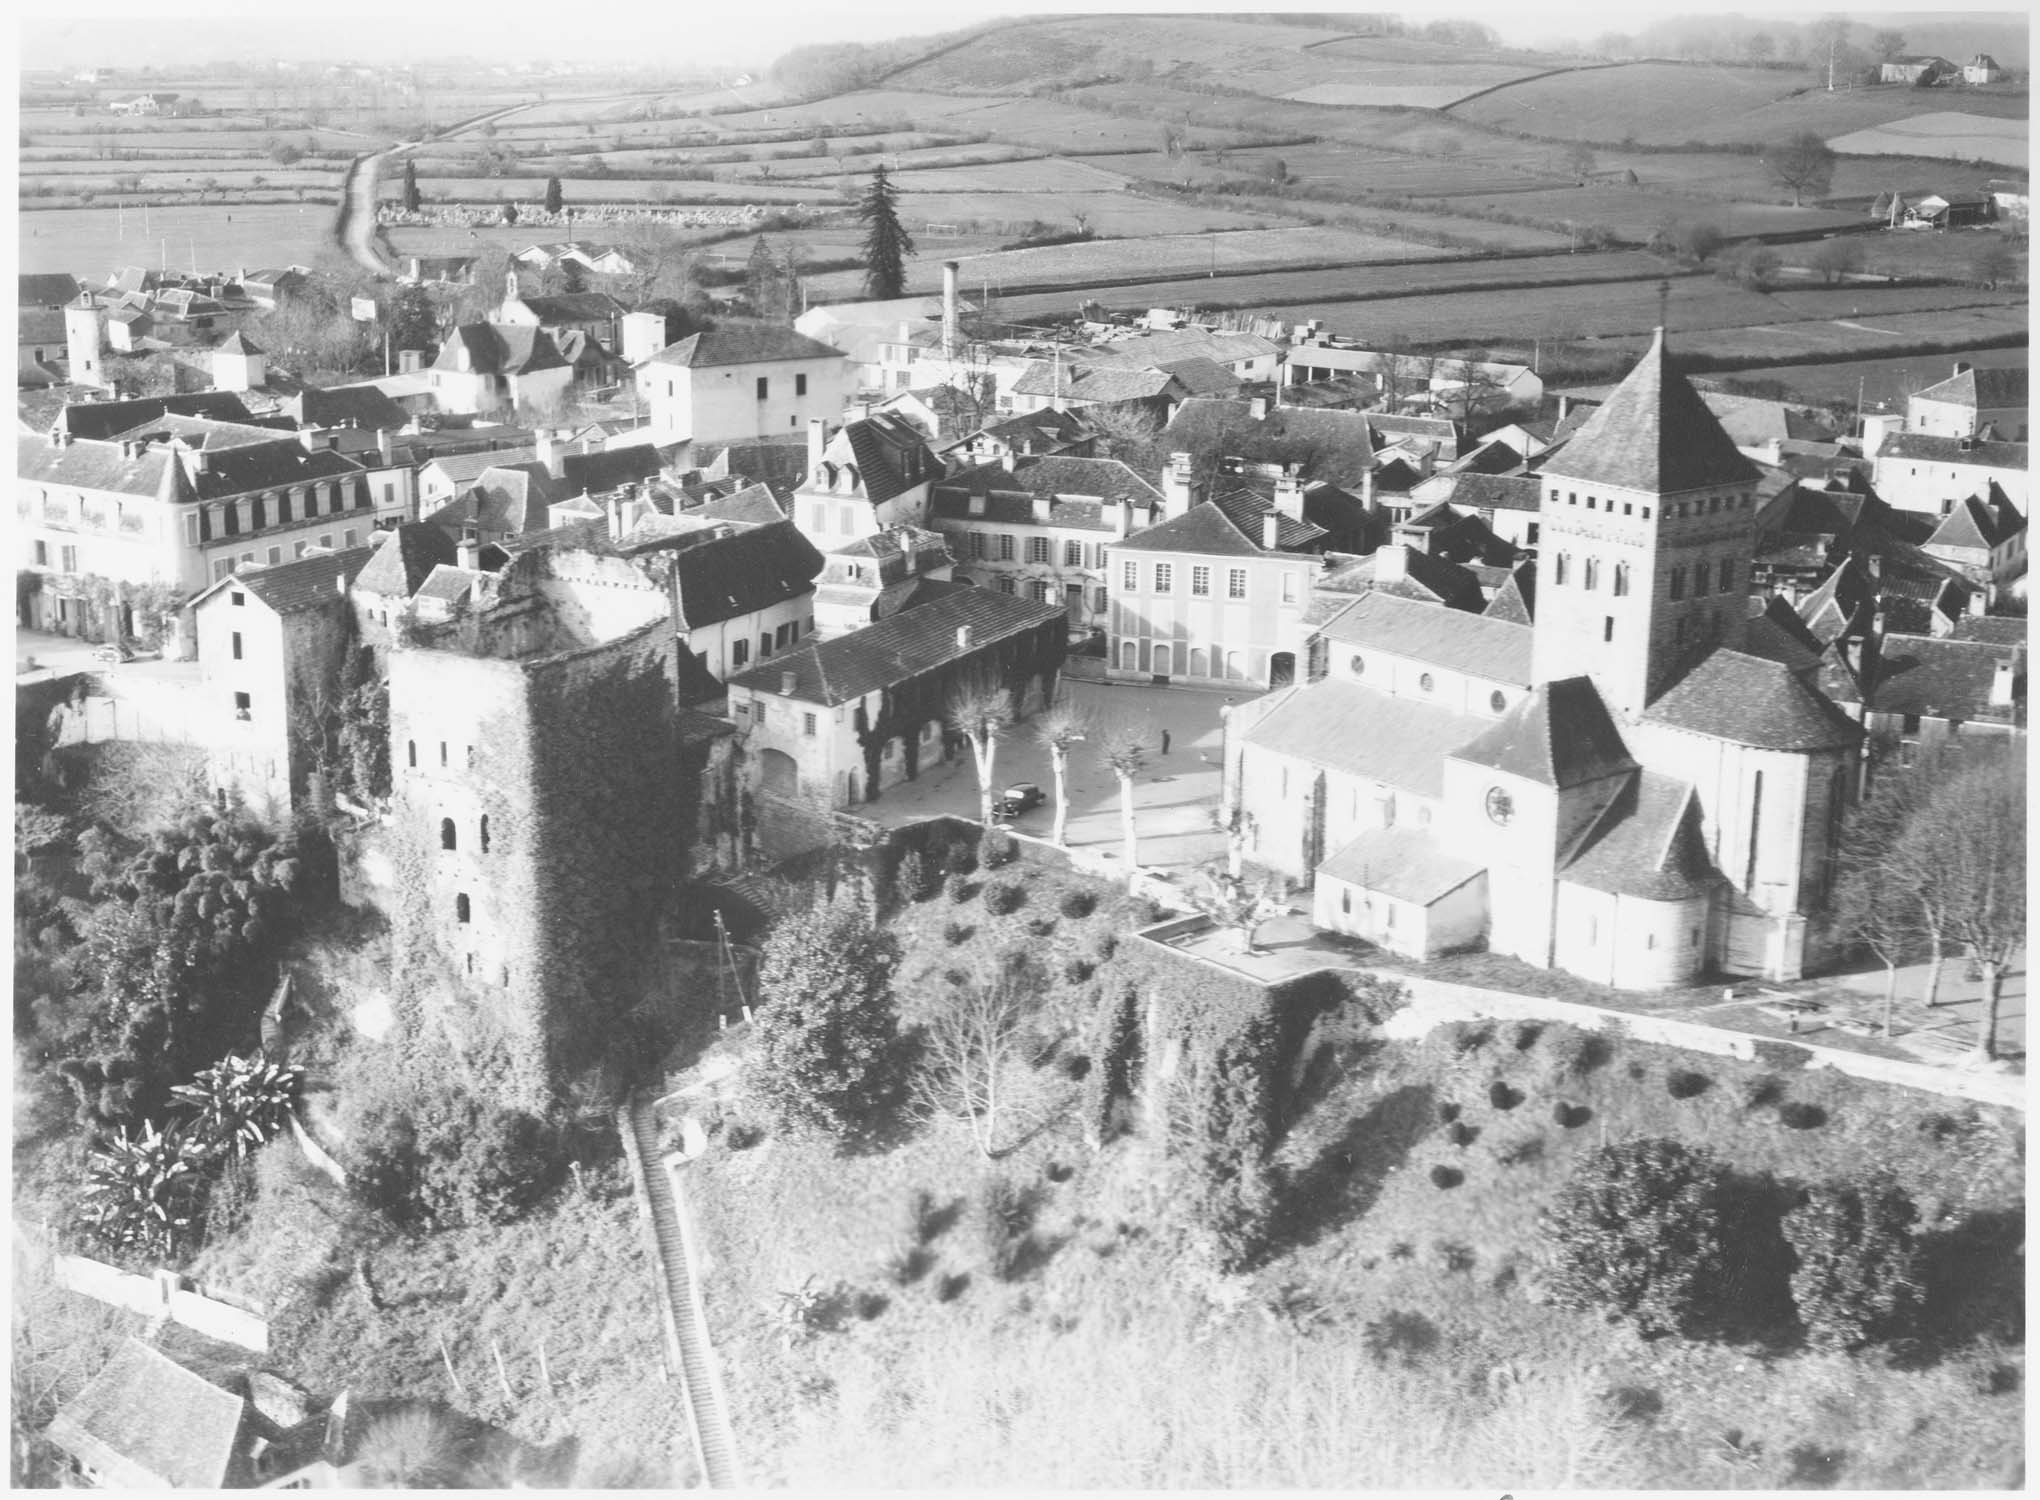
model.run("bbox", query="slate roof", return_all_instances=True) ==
[415,564,488,604]
[689,482,786,525]
[1950,615,2028,647]
[1913,365,2027,410]
[1740,595,1828,676]
[1875,432,2028,469]
[815,414,939,506]
[1316,589,1534,684]
[560,443,667,497]
[516,291,625,323]
[1211,490,1329,552]
[1011,362,1180,404]
[1451,677,1637,789]
[725,587,1060,706]
[1445,437,1529,476]
[1240,678,1487,799]
[1538,331,1760,494]
[1866,633,2024,724]
[657,520,824,629]
[1112,500,1273,558]
[356,521,456,598]
[57,391,255,440]
[643,321,842,368]
[424,446,539,487]
[1160,398,1376,486]
[433,463,560,536]
[19,273,82,308]
[1149,355,1240,396]
[213,330,263,356]
[193,544,373,615]
[107,414,297,450]
[1926,492,2024,553]
[186,441,364,501]
[1317,826,1486,905]
[1562,771,1720,901]
[44,1340,247,1489]
[1643,649,1862,751]
[1308,546,1487,614]
[930,456,1164,523]
[434,324,570,377]
[284,383,409,431]
[18,307,68,346]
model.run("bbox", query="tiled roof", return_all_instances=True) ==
[1241,678,1486,799]
[822,414,939,506]
[643,321,842,368]
[1310,546,1486,613]
[285,383,409,431]
[560,443,667,497]
[1110,500,1259,557]
[516,291,624,323]
[1643,649,1862,751]
[1866,633,2024,724]
[1913,365,2028,410]
[19,272,82,307]
[1149,355,1240,396]
[107,414,296,450]
[1950,615,2028,647]
[188,440,365,501]
[1010,362,1180,403]
[415,563,488,604]
[195,544,372,614]
[1451,677,1637,789]
[930,456,1163,523]
[1444,437,1529,476]
[726,586,1061,706]
[424,446,539,487]
[1740,595,1828,675]
[1538,331,1760,494]
[213,330,263,356]
[1483,565,1536,625]
[356,522,456,598]
[1562,771,1719,901]
[434,324,570,377]
[1317,826,1486,905]
[1211,490,1328,552]
[690,482,786,525]
[58,391,255,440]
[1874,432,2028,469]
[1316,588,1533,684]
[433,463,560,536]
[1160,398,1376,487]
[1090,327,1279,365]
[1926,492,2023,553]
[19,307,68,345]
[660,520,824,629]
[44,1340,246,1489]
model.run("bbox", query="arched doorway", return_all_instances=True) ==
[1189,647,1207,677]
[1119,639,1138,672]
[759,748,797,796]
[1226,650,1244,681]
[1269,651,1296,687]
[1152,643,1172,677]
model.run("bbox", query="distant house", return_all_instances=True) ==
[1902,191,1994,229]
[1907,363,2028,442]
[1922,489,2028,595]
[1879,55,1953,84]
[107,92,177,115]
[401,255,479,287]
[1009,360,1187,418]
[1963,53,2005,84]
[634,321,852,445]
[237,267,310,311]
[1860,631,2025,756]
[1872,431,2029,516]
[427,324,574,416]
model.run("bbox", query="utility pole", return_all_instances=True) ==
[1828,34,1837,91]
[1656,278,1671,332]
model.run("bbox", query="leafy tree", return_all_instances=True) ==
[857,163,915,300]
[400,157,420,213]
[947,676,1016,828]
[1784,1175,1923,1350]
[1034,702,1089,847]
[1746,32,1776,63]
[543,175,564,215]
[1098,721,1149,890]
[751,895,902,1139]
[1767,130,1836,207]
[1172,1014,1280,1272]
[1809,234,1866,284]
[1541,1137,1727,1336]
[386,282,439,358]
[1870,28,1907,62]
[1719,241,1781,289]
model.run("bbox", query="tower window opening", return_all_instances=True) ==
[455,893,471,924]
[440,817,456,851]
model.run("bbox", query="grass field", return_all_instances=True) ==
[1431,185,1864,240]
[890,191,1289,238]
[1727,343,2028,408]
[990,248,1689,320]
[20,201,339,275]
[681,882,2023,1488]
[801,225,1468,300]
[1607,303,2027,366]
[1830,111,2029,171]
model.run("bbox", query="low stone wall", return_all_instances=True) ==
[53,1256,270,1353]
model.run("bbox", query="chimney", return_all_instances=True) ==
[967,490,986,516]
[456,523,479,570]
[536,427,563,479]
[1361,460,1376,511]
[1272,470,1304,521]
[956,624,974,649]
[779,670,796,696]
[1250,396,1269,421]
[377,428,394,466]
[1000,450,1016,473]
[605,492,626,543]
[1261,511,1281,550]
[1375,544,1407,584]
[1116,498,1134,538]
[298,427,322,453]
[807,416,827,471]
[942,261,960,360]
[1989,656,2017,707]
[1031,494,1051,524]
[1162,451,1196,519]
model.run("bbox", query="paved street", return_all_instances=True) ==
[858,678,1242,878]
[1797,954,2027,1061]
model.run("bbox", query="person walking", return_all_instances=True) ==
[1160,728,1171,755]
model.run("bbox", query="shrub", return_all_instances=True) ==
[1541,1137,1727,1336]
[947,873,975,903]
[943,921,974,946]
[1511,1021,1543,1051]
[1430,1164,1463,1189]
[1742,1074,1785,1111]
[1666,1069,1712,1100]
[1783,1176,1924,1351]
[1024,916,1056,937]
[1093,933,1118,963]
[1063,957,1094,984]
[1059,889,1097,919]
[1443,1021,1492,1056]
[1497,1133,1544,1167]
[1446,1120,1476,1148]
[1487,1080,1522,1111]
[1544,1024,1609,1080]
[1751,1039,1812,1072]
[979,829,1017,868]
[946,845,978,877]
[750,895,903,1140]
[982,880,1024,916]
[894,851,928,904]
[1779,1101,1828,1130]
[1552,1100,1591,1129]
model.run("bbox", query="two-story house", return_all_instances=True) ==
[787,413,941,553]
[427,324,574,417]
[1906,363,2028,442]
[634,322,852,445]
[1873,431,2028,516]
[1922,489,2028,596]
[927,454,1164,632]
[1107,453,1331,687]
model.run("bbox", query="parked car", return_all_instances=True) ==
[993,782,1044,819]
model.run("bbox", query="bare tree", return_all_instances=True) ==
[1098,720,1149,889]
[1809,235,1866,284]
[355,1408,463,1488]
[1766,131,1836,208]
[947,676,1015,827]
[912,965,1044,1158]
[1032,700,1089,847]
[1830,759,1932,1034]
[1913,749,2025,1060]
[1080,402,1165,475]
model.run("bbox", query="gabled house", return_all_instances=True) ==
[1859,631,2025,755]
[787,412,941,555]
[1963,54,2005,84]
[428,325,573,417]
[1922,488,2027,594]
[1903,191,1994,229]
[1872,431,2028,515]
[1879,54,1953,84]
[1009,361,1187,417]
[935,407,1093,466]
[45,1340,251,1488]
[809,524,959,640]
[1907,363,2028,441]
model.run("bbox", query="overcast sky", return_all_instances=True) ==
[19,1,2025,69]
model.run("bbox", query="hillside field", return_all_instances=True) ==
[1830,112,2028,171]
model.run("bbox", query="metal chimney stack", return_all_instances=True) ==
[942,261,960,360]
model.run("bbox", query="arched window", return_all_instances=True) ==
[440,817,457,851]
[1612,563,1629,597]
[1350,654,1366,676]
[1583,557,1599,590]
[1418,672,1435,693]
[479,815,491,853]
[1554,553,1569,586]
[455,892,471,924]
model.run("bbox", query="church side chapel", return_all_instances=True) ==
[1224,331,1862,988]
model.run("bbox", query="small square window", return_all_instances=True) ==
[233,691,251,718]
[230,590,246,606]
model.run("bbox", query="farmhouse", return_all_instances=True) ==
[1902,191,1994,229]
[1921,489,2028,595]
[1225,331,1864,987]
[1879,55,1953,84]
[1963,54,2005,84]
[726,586,1065,811]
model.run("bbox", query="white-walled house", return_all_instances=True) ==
[634,322,852,445]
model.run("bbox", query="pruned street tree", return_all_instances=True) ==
[947,675,1016,828]
[1034,700,1089,847]
[858,163,915,300]
[1767,130,1837,207]
[1098,720,1149,890]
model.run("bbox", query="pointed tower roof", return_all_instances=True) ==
[1538,330,1760,494]
[214,330,264,356]
[156,448,195,506]
[1450,676,1637,789]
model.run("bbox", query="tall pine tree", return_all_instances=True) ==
[400,159,421,213]
[858,164,914,300]
[543,176,564,215]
